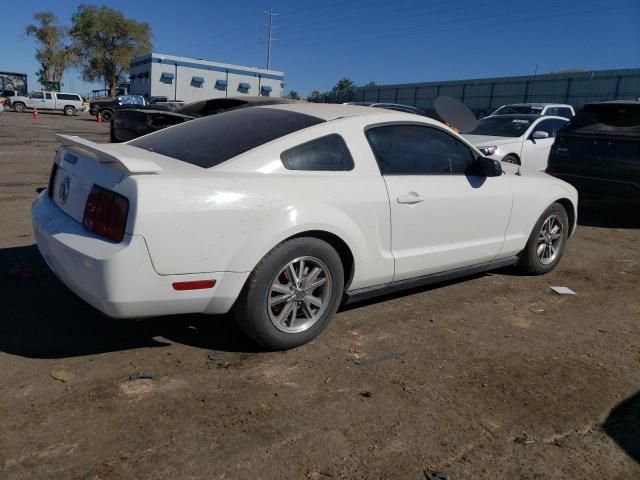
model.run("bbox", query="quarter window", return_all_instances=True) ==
[281,134,354,171]
[366,124,475,175]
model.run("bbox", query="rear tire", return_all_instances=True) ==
[233,237,344,350]
[503,154,520,165]
[518,202,569,275]
[63,106,76,116]
[13,103,25,113]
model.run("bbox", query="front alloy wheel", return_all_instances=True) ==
[268,256,332,334]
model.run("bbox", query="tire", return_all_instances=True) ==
[517,202,569,275]
[13,103,25,113]
[502,154,520,165]
[100,109,113,121]
[233,237,345,350]
[109,121,118,143]
[63,106,76,116]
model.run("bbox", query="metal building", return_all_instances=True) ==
[129,53,284,103]
[335,68,640,117]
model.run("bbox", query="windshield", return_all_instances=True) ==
[563,103,640,136]
[494,105,543,115]
[462,117,532,137]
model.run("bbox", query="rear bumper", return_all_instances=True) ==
[32,193,248,318]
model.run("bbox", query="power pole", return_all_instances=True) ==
[264,8,279,70]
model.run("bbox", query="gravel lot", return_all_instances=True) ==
[1,110,639,480]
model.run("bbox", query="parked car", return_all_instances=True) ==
[344,101,427,116]
[9,91,84,116]
[89,95,148,121]
[492,103,575,119]
[462,114,568,171]
[547,100,640,199]
[110,96,296,142]
[33,103,577,350]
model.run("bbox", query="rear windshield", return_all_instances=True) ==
[563,103,640,136]
[129,107,325,168]
[494,105,543,115]
[462,116,532,137]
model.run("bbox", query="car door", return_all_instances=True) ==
[42,92,56,110]
[365,123,513,282]
[521,118,566,171]
[28,91,46,108]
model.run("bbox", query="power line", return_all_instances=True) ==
[264,8,279,70]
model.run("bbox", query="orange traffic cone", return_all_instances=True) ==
[32,108,40,120]
[97,112,102,124]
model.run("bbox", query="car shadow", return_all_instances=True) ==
[603,390,640,464]
[578,199,640,229]
[0,244,259,359]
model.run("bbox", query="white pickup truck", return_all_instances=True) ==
[9,91,84,116]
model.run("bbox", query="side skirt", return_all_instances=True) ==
[343,256,519,305]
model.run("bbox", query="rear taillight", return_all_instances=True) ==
[47,163,59,198]
[82,185,129,242]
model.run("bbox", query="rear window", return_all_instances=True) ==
[563,104,640,136]
[57,93,81,101]
[129,107,325,168]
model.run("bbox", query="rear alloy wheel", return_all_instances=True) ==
[234,237,344,350]
[63,106,76,116]
[518,202,569,274]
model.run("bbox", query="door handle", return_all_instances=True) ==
[397,192,425,204]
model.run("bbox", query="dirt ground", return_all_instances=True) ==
[1,110,639,480]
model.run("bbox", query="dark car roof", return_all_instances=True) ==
[587,100,640,106]
[485,114,541,120]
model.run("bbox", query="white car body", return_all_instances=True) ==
[9,91,84,114]
[463,115,569,171]
[32,103,578,322]
[491,103,575,119]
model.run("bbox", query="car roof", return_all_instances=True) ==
[261,102,397,121]
[588,100,640,106]
[485,113,541,120]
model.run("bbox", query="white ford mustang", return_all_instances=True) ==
[462,114,569,172]
[32,103,578,350]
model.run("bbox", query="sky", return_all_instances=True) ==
[2,0,639,97]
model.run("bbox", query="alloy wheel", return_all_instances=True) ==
[536,214,563,265]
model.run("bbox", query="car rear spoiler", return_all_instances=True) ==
[56,134,163,174]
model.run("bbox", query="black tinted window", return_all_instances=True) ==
[366,125,475,175]
[129,108,324,168]
[57,93,80,101]
[557,108,573,119]
[564,104,640,136]
[533,119,566,138]
[281,134,354,171]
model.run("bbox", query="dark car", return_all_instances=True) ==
[89,95,150,121]
[547,101,640,199]
[110,96,297,143]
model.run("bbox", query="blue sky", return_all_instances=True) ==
[3,0,639,97]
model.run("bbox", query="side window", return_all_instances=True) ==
[365,124,475,175]
[280,134,354,171]
[551,119,568,135]
[30,92,44,99]
[45,93,52,100]
[557,108,573,119]
[532,119,556,138]
[545,107,558,116]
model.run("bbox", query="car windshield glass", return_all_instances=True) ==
[494,106,543,115]
[462,117,532,137]
[563,103,640,136]
[129,107,325,168]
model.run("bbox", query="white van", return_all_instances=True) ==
[9,91,84,116]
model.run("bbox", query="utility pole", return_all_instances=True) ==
[264,8,279,70]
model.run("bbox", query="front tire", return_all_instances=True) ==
[518,202,569,275]
[13,103,26,113]
[503,154,520,165]
[233,237,344,350]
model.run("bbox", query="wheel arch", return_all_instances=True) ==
[555,197,577,236]
[503,153,521,165]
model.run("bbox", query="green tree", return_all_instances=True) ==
[332,77,354,92]
[70,5,151,97]
[287,90,300,100]
[307,90,322,102]
[25,12,76,90]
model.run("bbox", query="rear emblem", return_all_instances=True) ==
[59,177,70,204]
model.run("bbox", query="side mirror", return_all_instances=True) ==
[532,130,549,140]
[467,156,503,177]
